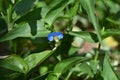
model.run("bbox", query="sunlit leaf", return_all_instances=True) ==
[43,0,74,26]
[68,46,79,56]
[101,55,119,80]
[66,2,79,17]
[15,8,41,35]
[24,50,53,71]
[103,0,120,14]
[89,60,99,74]
[47,57,89,79]
[79,0,103,45]
[47,74,58,80]
[0,21,50,42]
[106,18,120,25]
[78,62,94,78]
[41,0,63,18]
[102,29,120,38]
[69,31,98,43]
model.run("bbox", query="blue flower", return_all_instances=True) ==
[48,32,64,41]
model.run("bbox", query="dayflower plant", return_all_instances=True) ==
[48,32,64,42]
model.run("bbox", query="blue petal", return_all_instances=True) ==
[52,32,57,36]
[48,33,54,41]
[57,32,64,39]
[48,36,54,41]
[48,32,64,41]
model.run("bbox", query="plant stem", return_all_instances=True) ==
[7,4,13,31]
[94,43,101,62]
[65,71,72,80]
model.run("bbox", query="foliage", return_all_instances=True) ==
[0,0,120,80]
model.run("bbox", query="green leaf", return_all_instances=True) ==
[0,68,22,80]
[103,0,120,14]
[14,0,36,15]
[106,18,120,25]
[0,17,8,37]
[15,7,41,36]
[24,50,53,71]
[39,66,48,75]
[0,0,3,11]
[102,29,120,38]
[79,62,94,78]
[101,55,120,80]
[47,57,89,79]
[54,57,81,78]
[69,31,98,43]
[43,0,74,26]
[0,21,50,42]
[89,60,99,74]
[66,2,79,17]
[68,46,79,56]
[41,0,63,18]
[47,74,58,80]
[79,0,103,45]
[0,55,28,74]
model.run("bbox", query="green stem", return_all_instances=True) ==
[7,4,15,54]
[94,43,101,62]
[94,52,98,62]
[93,18,103,46]
[7,4,13,31]
[65,71,72,80]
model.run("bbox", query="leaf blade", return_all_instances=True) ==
[24,50,53,71]
[0,21,50,42]
[14,0,36,15]
[69,31,98,43]
[101,55,120,80]
[0,55,28,74]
